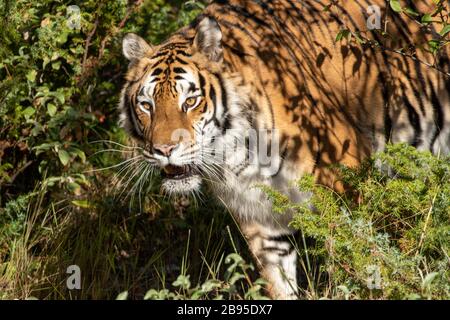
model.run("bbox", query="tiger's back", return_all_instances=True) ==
[201,0,449,187]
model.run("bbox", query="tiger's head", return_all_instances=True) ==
[119,17,250,195]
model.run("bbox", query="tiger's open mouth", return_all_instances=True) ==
[161,165,195,180]
[160,164,202,194]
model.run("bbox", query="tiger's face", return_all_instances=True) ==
[119,17,247,194]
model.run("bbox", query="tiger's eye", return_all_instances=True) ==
[185,97,197,107]
[141,101,152,111]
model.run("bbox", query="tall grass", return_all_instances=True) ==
[0,138,262,299]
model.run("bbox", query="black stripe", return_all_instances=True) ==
[151,68,163,76]
[199,73,206,95]
[261,246,294,257]
[275,144,289,177]
[267,232,298,243]
[429,83,443,149]
[383,104,392,144]
[413,60,427,115]
[175,57,189,65]
[188,82,197,92]
[173,67,187,74]
[209,85,217,106]
[205,84,221,127]
[175,51,192,57]
[150,58,167,69]
[222,114,232,133]
[216,73,228,114]
[403,96,422,147]
[152,50,171,59]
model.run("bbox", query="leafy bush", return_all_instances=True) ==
[0,0,205,205]
[264,144,449,300]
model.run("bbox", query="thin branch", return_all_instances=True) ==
[98,0,144,61]
[375,42,450,77]
[4,160,33,186]
[82,17,99,71]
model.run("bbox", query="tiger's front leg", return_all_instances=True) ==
[241,221,298,300]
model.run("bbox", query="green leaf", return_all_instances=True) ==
[53,91,65,104]
[72,200,92,208]
[200,279,221,293]
[26,69,37,82]
[143,289,171,300]
[421,14,433,24]
[47,103,57,117]
[22,107,36,119]
[322,4,332,12]
[31,123,44,136]
[45,176,62,187]
[56,31,69,44]
[390,0,402,13]
[115,291,128,300]
[335,29,351,42]
[337,285,351,300]
[440,25,450,37]
[428,39,441,53]
[225,253,244,274]
[71,148,86,163]
[353,32,366,44]
[404,7,419,17]
[34,143,55,156]
[67,182,81,195]
[51,61,61,70]
[58,149,70,166]
[228,272,245,285]
[144,289,159,300]
[42,56,50,69]
[172,275,191,290]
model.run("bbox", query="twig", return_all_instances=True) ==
[350,31,450,78]
[379,44,450,77]
[4,160,34,186]
[98,0,144,61]
[82,17,99,71]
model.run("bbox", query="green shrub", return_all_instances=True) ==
[264,144,449,300]
[0,0,205,206]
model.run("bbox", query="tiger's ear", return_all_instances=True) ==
[122,33,152,61]
[193,17,223,63]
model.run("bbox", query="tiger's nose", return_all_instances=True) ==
[152,144,179,157]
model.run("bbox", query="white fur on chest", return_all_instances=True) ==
[210,161,311,230]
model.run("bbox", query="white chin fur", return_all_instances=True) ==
[161,174,202,194]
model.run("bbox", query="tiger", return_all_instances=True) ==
[118,0,450,299]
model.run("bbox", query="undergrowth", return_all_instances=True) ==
[265,144,449,300]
